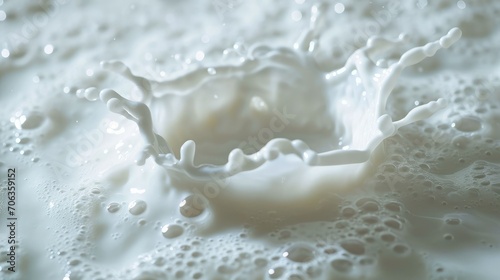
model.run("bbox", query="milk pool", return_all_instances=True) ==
[1,1,500,280]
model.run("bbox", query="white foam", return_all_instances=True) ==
[1,1,500,279]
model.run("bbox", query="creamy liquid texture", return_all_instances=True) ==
[1,1,500,280]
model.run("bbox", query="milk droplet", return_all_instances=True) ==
[161,224,184,238]
[107,202,120,213]
[207,67,216,75]
[44,44,54,55]
[1,48,9,58]
[179,194,206,218]
[250,96,269,113]
[334,3,345,14]
[128,200,147,215]
[457,0,466,9]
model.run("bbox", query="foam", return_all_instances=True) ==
[1,1,500,280]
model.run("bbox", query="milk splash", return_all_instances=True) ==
[77,10,461,225]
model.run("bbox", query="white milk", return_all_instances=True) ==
[1,1,499,280]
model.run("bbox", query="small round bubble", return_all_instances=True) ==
[128,200,147,215]
[161,224,184,239]
[340,239,365,255]
[330,259,353,272]
[179,194,206,218]
[283,244,315,263]
[107,202,120,213]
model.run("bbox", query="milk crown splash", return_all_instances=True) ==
[95,28,461,179]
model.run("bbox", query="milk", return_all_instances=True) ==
[1,1,499,280]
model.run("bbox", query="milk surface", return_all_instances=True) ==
[1,1,499,280]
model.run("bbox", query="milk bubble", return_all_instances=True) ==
[381,233,396,243]
[106,202,120,213]
[392,244,410,255]
[330,258,353,272]
[179,194,206,218]
[452,115,482,132]
[283,244,315,263]
[384,219,402,230]
[268,267,285,279]
[10,110,45,130]
[128,200,147,215]
[161,224,184,239]
[340,239,366,255]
